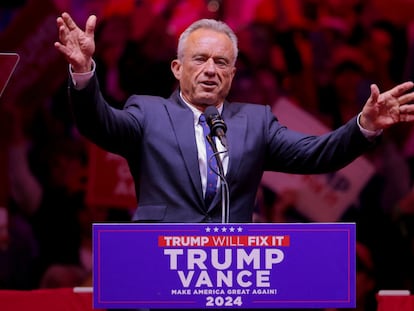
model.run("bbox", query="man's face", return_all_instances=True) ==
[171,28,236,110]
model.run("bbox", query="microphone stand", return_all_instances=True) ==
[206,135,230,223]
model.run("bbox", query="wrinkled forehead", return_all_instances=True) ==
[185,28,236,59]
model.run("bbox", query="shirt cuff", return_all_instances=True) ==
[357,112,383,140]
[69,59,96,90]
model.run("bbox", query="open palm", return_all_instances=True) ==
[54,13,96,73]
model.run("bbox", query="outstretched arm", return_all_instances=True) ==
[360,82,414,131]
[54,12,97,73]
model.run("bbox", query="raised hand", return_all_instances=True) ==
[360,82,414,131]
[54,12,96,73]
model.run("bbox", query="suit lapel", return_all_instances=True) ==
[208,102,247,211]
[167,92,204,207]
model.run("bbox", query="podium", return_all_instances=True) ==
[93,222,356,309]
[0,288,101,311]
[377,290,414,311]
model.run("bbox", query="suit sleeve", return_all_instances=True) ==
[69,74,142,157]
[264,106,378,174]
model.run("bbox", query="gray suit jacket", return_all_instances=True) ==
[70,74,375,223]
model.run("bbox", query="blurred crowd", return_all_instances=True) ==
[2,0,414,310]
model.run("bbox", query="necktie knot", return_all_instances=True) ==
[199,114,212,138]
[199,113,207,125]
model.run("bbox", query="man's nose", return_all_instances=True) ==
[203,58,217,74]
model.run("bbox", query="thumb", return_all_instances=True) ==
[370,84,380,104]
[85,15,96,37]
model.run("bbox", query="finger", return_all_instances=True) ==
[399,103,414,114]
[56,16,65,29]
[401,113,414,123]
[58,24,71,44]
[85,15,97,37]
[61,12,79,31]
[389,81,414,97]
[58,26,74,47]
[54,41,71,58]
[54,41,64,53]
[56,17,70,41]
[370,84,380,103]
[396,92,414,106]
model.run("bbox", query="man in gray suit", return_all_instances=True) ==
[55,12,414,224]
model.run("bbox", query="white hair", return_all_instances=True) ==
[177,19,238,64]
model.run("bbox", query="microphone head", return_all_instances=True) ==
[204,106,227,134]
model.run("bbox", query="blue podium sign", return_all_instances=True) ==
[93,223,355,309]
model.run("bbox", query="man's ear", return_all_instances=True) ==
[171,59,181,80]
[230,66,236,80]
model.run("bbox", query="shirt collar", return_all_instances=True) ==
[179,91,223,125]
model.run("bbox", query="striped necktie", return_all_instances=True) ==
[199,114,218,206]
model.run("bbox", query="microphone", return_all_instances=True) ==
[204,106,230,223]
[204,106,228,149]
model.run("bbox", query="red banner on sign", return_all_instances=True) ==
[157,235,291,247]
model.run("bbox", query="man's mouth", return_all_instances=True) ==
[200,80,218,87]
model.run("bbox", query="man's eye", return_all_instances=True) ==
[194,57,206,63]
